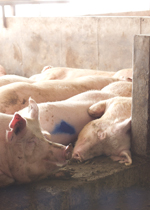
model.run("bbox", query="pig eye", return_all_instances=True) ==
[26,137,36,147]
[25,139,36,156]
[27,138,36,145]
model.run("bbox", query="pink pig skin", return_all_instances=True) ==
[72,97,132,166]
[30,66,132,81]
[19,81,132,146]
[0,102,72,187]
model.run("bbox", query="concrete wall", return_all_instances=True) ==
[0,16,150,77]
[87,10,150,16]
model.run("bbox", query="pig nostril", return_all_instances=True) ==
[73,152,82,161]
[74,153,79,158]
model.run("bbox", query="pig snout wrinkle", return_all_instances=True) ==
[51,120,76,135]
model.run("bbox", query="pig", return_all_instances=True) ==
[29,66,132,82]
[100,79,132,96]
[19,81,132,146]
[0,76,121,114]
[72,97,132,166]
[29,66,116,81]
[0,65,6,76]
[0,101,73,187]
[113,68,132,79]
[0,75,34,87]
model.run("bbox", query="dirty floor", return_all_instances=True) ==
[0,155,150,210]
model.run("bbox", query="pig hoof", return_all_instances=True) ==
[54,169,74,179]
[50,169,75,179]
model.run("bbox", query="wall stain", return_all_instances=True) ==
[13,43,22,63]
[66,47,80,67]
[28,33,48,61]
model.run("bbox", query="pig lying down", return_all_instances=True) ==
[0,76,121,114]
[30,66,132,81]
[0,75,34,87]
[0,104,72,187]
[30,66,115,81]
[19,81,132,146]
[0,67,132,87]
[72,97,132,166]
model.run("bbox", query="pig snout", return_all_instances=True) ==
[72,148,84,162]
[46,142,73,166]
[64,143,73,160]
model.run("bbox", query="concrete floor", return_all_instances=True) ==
[0,155,150,210]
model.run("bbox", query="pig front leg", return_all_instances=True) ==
[110,150,132,166]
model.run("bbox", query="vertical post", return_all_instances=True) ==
[131,35,150,157]
[11,4,16,16]
[2,5,6,28]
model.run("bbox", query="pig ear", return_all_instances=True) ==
[42,130,51,141]
[28,97,39,120]
[88,101,106,118]
[115,117,131,133]
[6,113,26,142]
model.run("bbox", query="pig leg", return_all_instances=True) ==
[88,101,106,118]
[49,168,75,179]
[110,150,132,166]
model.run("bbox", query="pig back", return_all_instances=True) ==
[101,81,132,97]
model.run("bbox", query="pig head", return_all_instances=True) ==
[0,101,72,187]
[72,97,132,166]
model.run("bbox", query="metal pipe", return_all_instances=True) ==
[0,0,69,28]
[0,1,69,5]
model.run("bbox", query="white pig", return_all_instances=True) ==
[29,66,115,81]
[0,76,121,114]
[30,66,132,81]
[0,103,73,187]
[0,75,34,87]
[72,97,132,166]
[19,81,132,146]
